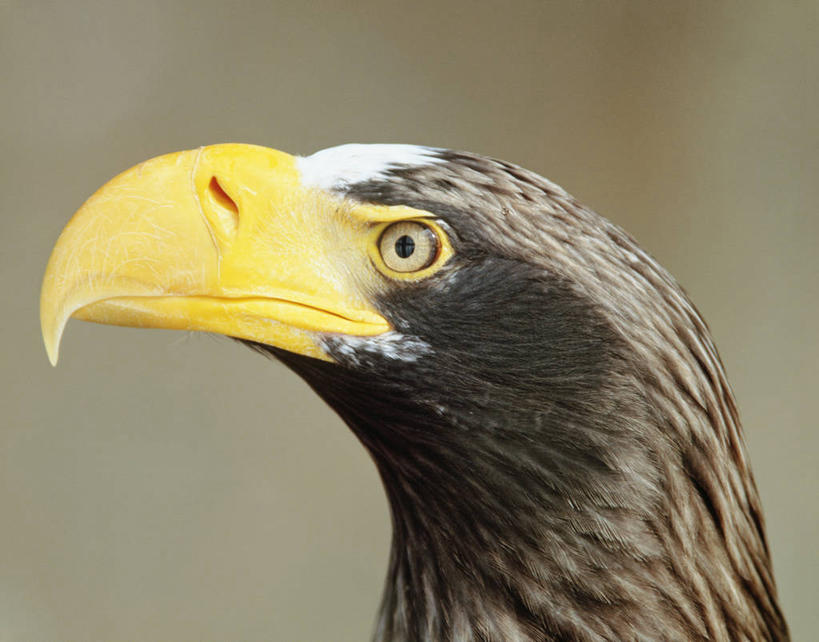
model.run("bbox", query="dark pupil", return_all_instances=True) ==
[395,235,415,258]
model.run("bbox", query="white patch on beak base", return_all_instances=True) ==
[319,331,433,367]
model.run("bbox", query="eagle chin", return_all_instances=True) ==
[41,143,788,641]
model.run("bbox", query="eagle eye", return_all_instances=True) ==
[378,221,439,273]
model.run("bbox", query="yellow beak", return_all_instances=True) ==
[40,144,391,365]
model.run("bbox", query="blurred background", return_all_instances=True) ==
[2,1,817,639]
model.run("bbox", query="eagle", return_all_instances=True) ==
[41,143,788,641]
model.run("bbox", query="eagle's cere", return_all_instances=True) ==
[41,143,788,641]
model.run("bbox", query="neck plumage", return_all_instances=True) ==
[273,349,672,640]
[368,405,786,642]
[364,405,679,642]
[257,344,787,642]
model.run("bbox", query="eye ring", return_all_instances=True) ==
[378,221,440,273]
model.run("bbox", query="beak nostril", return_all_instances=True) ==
[208,176,239,216]
[204,176,240,245]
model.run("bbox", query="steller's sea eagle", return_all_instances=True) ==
[41,144,788,641]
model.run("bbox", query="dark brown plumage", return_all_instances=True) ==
[43,143,788,641]
[252,148,787,640]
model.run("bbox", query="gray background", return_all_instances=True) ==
[2,1,817,640]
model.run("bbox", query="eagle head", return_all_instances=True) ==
[41,143,788,641]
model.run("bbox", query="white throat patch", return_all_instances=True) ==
[296,144,441,192]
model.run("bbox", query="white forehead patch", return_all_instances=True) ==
[296,143,442,192]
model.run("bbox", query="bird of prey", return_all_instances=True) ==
[41,144,788,641]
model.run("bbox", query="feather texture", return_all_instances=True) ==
[249,148,787,641]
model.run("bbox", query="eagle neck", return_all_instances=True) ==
[363,403,670,642]
[251,343,786,642]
